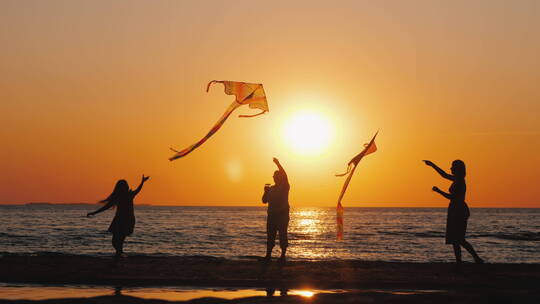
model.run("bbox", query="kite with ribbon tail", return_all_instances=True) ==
[169,81,268,161]
[336,131,378,240]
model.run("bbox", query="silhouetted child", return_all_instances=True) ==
[87,175,150,258]
[262,158,290,263]
[424,160,484,266]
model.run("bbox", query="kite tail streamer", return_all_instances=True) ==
[337,165,358,204]
[337,202,344,240]
[336,165,358,239]
[334,131,379,240]
[169,102,240,161]
[238,110,266,118]
[335,163,353,177]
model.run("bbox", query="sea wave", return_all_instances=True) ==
[1,206,539,263]
[475,232,540,242]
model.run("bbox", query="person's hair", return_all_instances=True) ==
[100,179,129,204]
[452,160,466,178]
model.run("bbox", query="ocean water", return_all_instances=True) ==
[0,205,538,263]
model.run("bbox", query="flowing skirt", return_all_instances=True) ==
[445,201,470,244]
[108,215,135,237]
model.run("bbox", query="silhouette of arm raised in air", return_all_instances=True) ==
[273,157,289,186]
[423,160,454,181]
[131,175,150,196]
[87,200,115,217]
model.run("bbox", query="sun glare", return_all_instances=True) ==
[291,290,315,298]
[282,111,334,155]
[225,160,242,182]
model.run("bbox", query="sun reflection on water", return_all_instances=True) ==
[289,208,334,259]
[294,209,324,234]
[291,290,315,298]
[0,285,327,301]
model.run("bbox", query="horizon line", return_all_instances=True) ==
[2,202,538,209]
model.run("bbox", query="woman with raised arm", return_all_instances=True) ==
[87,175,150,258]
[424,160,483,266]
[262,157,290,264]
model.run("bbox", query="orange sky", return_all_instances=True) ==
[1,1,539,207]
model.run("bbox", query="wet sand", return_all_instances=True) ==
[1,254,539,303]
[3,289,538,304]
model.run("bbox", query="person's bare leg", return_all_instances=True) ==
[265,223,276,261]
[452,243,462,264]
[112,234,127,258]
[118,235,126,256]
[112,234,121,257]
[265,244,274,261]
[278,222,288,263]
[461,240,484,263]
[279,245,287,263]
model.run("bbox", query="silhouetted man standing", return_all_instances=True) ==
[262,157,290,263]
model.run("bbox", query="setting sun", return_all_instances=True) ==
[282,110,334,156]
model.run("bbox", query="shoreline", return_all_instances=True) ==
[1,255,539,303]
[1,254,538,290]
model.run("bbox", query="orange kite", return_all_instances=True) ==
[336,131,378,240]
[169,81,268,161]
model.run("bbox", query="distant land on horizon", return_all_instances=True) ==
[22,202,151,207]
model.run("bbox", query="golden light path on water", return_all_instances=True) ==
[288,208,338,260]
[0,285,322,301]
[291,290,315,298]
[296,209,322,234]
[128,288,318,300]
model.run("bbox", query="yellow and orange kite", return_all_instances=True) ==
[169,80,268,161]
[336,131,378,240]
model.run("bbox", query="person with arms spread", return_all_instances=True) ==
[424,160,484,267]
[87,175,150,258]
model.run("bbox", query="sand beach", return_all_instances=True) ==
[1,254,538,303]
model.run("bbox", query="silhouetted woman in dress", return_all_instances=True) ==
[87,175,150,257]
[424,160,483,265]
